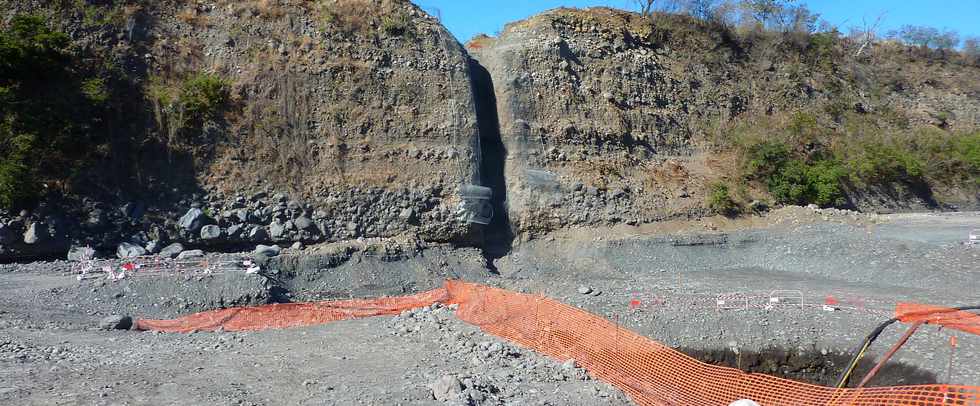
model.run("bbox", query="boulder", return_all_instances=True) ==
[247,226,268,242]
[144,240,162,254]
[429,375,463,401]
[86,209,107,227]
[399,208,417,223]
[23,222,48,244]
[200,225,223,240]
[253,244,281,257]
[294,216,314,231]
[116,242,147,259]
[269,220,287,240]
[67,246,96,261]
[178,208,211,232]
[159,243,185,259]
[98,315,133,330]
[226,224,244,239]
[177,249,205,259]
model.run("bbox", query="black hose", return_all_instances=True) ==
[836,305,980,388]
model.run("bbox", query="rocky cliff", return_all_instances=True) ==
[468,7,980,240]
[1,4,978,262]
[0,0,489,261]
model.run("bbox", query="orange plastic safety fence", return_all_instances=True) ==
[896,303,980,336]
[136,282,980,406]
[444,281,979,406]
[135,288,450,332]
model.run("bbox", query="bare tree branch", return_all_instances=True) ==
[854,12,886,58]
[632,0,656,17]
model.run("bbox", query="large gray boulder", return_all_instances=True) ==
[23,222,48,244]
[200,225,223,240]
[67,246,96,261]
[269,220,287,240]
[117,242,147,259]
[177,249,205,259]
[178,208,211,232]
[159,243,185,259]
[253,244,281,257]
[294,216,314,231]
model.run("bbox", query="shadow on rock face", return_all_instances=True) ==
[469,58,514,261]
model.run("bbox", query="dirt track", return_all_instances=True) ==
[1,208,978,405]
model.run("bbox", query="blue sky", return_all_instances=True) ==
[411,0,980,44]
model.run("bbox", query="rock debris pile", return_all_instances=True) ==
[388,304,631,405]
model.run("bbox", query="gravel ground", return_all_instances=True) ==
[0,208,978,405]
[0,295,627,405]
[491,209,980,386]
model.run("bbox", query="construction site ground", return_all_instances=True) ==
[1,207,978,405]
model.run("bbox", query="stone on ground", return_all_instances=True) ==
[159,243,185,259]
[116,242,147,259]
[99,315,133,330]
[177,249,205,259]
[429,375,463,401]
[253,244,281,257]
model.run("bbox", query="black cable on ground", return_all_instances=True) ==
[836,305,980,389]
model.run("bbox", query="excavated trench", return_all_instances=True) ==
[681,346,938,387]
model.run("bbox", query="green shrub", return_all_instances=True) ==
[0,158,35,209]
[149,72,229,144]
[706,182,741,216]
[917,131,980,185]
[0,129,36,209]
[81,77,109,104]
[767,159,846,206]
[787,111,822,144]
[179,73,229,123]
[1,15,104,210]
[806,31,838,69]
[745,141,791,179]
[951,133,980,171]
[0,16,70,77]
[845,141,924,183]
[381,13,410,37]
[742,137,846,207]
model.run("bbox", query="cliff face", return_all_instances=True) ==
[148,0,487,243]
[2,4,979,261]
[0,0,489,260]
[468,8,980,239]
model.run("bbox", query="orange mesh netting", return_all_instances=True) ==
[895,303,980,336]
[135,288,449,332]
[137,282,980,406]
